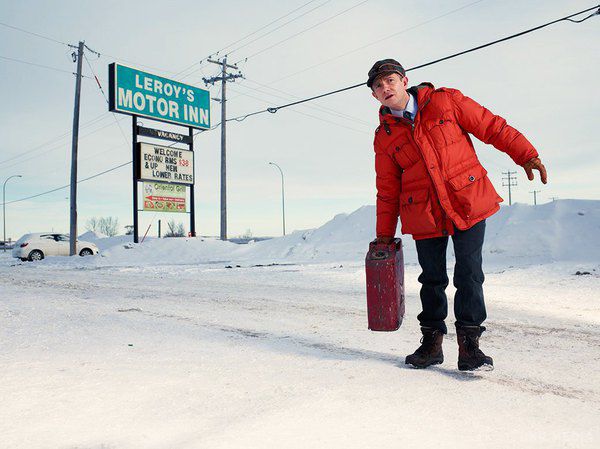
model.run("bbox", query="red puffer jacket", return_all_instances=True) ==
[374,83,538,240]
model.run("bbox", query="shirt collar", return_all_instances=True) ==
[389,93,417,119]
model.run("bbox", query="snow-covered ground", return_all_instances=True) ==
[1,200,599,448]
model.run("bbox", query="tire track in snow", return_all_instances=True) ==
[132,308,600,405]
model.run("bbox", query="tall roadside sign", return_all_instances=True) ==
[108,63,210,242]
[109,63,211,129]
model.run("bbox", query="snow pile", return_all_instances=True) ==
[234,205,386,263]
[484,199,600,265]
[33,199,600,268]
[78,230,140,251]
[78,230,107,241]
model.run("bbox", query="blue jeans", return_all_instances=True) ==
[414,220,486,334]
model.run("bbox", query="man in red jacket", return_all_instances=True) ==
[368,59,547,371]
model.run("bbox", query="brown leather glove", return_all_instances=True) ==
[523,157,548,184]
[376,236,394,244]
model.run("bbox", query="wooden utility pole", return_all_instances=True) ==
[530,190,541,205]
[203,57,243,240]
[502,170,517,206]
[69,41,84,256]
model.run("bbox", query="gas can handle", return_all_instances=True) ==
[371,250,388,260]
[370,238,402,251]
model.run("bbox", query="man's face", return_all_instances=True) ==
[371,73,409,110]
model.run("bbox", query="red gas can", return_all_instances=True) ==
[365,238,405,331]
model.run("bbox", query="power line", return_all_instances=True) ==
[240,78,372,126]
[0,117,126,173]
[565,9,600,22]
[226,5,600,122]
[0,20,179,75]
[219,0,320,56]
[175,1,331,83]
[96,52,179,75]
[83,52,131,148]
[0,21,68,46]
[232,80,372,129]
[167,1,326,83]
[1,3,332,84]
[405,6,599,74]
[0,54,93,78]
[233,0,370,64]
[263,0,486,85]
[0,112,111,167]
[1,161,132,206]
[228,85,370,135]
[225,0,332,57]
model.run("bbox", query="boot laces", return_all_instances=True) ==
[417,332,438,354]
[462,334,485,357]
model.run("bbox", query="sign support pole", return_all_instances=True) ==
[189,126,196,237]
[132,115,139,243]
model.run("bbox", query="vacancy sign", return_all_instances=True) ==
[140,143,193,185]
[143,182,187,213]
[109,63,210,129]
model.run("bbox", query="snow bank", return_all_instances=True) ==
[484,199,600,265]
[78,230,108,240]
[31,199,600,268]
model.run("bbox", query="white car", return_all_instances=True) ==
[12,233,99,261]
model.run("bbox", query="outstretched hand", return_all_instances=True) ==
[523,157,547,184]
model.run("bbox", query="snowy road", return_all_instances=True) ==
[1,256,599,448]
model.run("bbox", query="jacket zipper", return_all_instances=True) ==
[400,99,449,236]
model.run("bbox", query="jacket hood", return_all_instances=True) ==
[378,82,435,124]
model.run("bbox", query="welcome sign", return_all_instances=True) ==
[109,63,211,129]
[139,143,194,185]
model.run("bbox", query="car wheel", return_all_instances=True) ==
[79,248,94,257]
[28,250,44,261]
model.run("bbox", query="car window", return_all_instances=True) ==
[15,234,32,244]
[56,235,70,242]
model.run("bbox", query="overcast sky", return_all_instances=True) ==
[1,0,599,240]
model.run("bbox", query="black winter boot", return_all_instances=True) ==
[405,327,444,368]
[456,325,494,371]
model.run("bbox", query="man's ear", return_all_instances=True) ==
[371,91,378,100]
[402,76,408,87]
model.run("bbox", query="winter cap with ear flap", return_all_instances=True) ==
[367,59,405,88]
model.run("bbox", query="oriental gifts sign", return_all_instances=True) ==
[142,182,187,213]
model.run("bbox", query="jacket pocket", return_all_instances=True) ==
[447,164,495,219]
[392,142,420,170]
[426,118,461,148]
[399,188,438,235]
